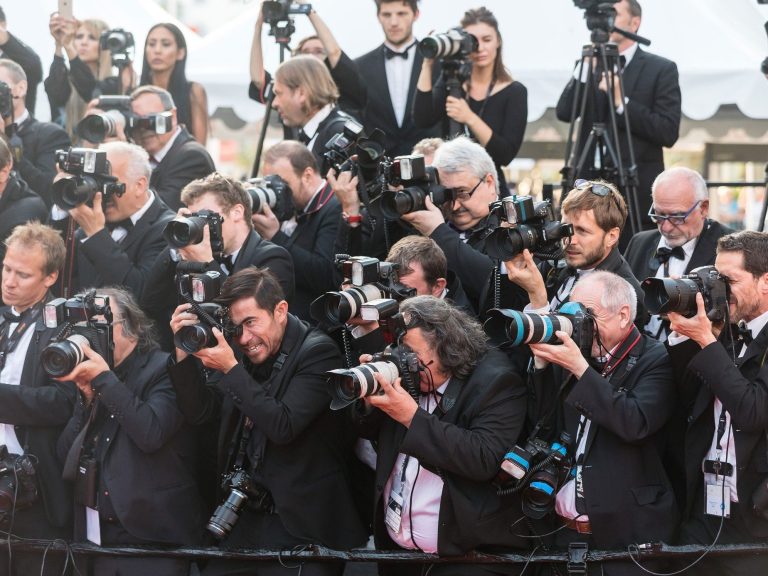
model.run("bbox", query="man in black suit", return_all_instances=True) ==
[355,0,439,157]
[272,56,356,174]
[0,9,42,115]
[256,141,341,321]
[556,0,681,231]
[352,296,527,573]
[142,172,295,350]
[56,286,203,576]
[65,141,175,299]
[528,272,677,574]
[0,222,75,575]
[0,138,46,262]
[0,58,70,207]
[667,230,768,575]
[129,85,215,211]
[169,267,367,576]
[625,167,733,340]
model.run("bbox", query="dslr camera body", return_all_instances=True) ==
[164,209,226,261]
[0,445,38,518]
[207,468,275,539]
[41,291,115,378]
[378,155,453,219]
[76,95,173,144]
[324,120,386,187]
[484,196,574,261]
[52,148,126,210]
[99,28,134,68]
[244,175,295,222]
[310,256,416,326]
[0,81,12,119]
[643,265,730,323]
[484,301,595,358]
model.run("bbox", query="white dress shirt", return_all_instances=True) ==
[384,41,417,128]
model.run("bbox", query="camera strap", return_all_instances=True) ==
[62,398,101,482]
[0,304,42,371]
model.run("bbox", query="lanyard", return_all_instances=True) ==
[0,306,41,371]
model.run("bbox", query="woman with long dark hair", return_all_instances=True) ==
[140,23,209,144]
[413,7,527,193]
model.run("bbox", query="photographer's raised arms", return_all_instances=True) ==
[0,0,765,574]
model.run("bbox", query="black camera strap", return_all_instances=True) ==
[62,398,100,482]
[0,304,42,371]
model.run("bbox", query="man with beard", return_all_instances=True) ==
[667,230,768,575]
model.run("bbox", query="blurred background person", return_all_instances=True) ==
[413,7,527,195]
[45,15,135,140]
[140,23,208,144]
[0,6,42,115]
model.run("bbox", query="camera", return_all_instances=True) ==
[484,301,595,357]
[52,147,126,210]
[0,445,38,517]
[498,431,572,519]
[41,291,114,378]
[262,0,312,25]
[0,81,12,118]
[419,28,478,60]
[174,266,240,354]
[324,121,386,186]
[310,256,415,325]
[207,468,274,539]
[163,209,226,261]
[244,175,295,222]
[379,156,453,219]
[484,196,574,261]
[99,28,134,68]
[76,95,132,143]
[326,344,420,410]
[643,265,730,323]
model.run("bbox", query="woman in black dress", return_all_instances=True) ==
[413,7,527,194]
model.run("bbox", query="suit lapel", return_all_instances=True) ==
[119,197,159,253]
[686,221,717,273]
[374,46,398,129]
[402,49,422,127]
[621,48,645,98]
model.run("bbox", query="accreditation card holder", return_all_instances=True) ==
[385,492,404,533]
[705,483,731,518]
[86,507,102,545]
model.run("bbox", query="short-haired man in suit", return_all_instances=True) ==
[255,141,341,321]
[0,58,70,206]
[355,0,439,157]
[0,222,75,575]
[64,141,175,299]
[142,172,295,350]
[272,56,356,173]
[130,85,216,211]
[625,166,733,341]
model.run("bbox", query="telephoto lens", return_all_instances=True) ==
[163,216,207,248]
[326,361,400,410]
[41,334,91,377]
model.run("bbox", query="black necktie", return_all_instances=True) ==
[222,254,235,274]
[384,42,414,60]
[655,246,685,265]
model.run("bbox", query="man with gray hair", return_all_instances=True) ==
[62,141,175,298]
[528,270,677,571]
[401,136,510,317]
[624,166,732,340]
[0,58,70,206]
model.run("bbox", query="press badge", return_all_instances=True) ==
[705,483,731,518]
[385,491,404,533]
[86,506,102,545]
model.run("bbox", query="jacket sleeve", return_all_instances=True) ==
[43,55,72,108]
[332,51,367,114]
[484,82,527,167]
[91,359,185,453]
[168,355,223,425]
[0,379,76,426]
[412,73,447,129]
[68,56,100,102]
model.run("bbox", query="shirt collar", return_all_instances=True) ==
[130,190,155,225]
[747,309,768,340]
[620,42,639,67]
[14,109,30,128]
[153,126,182,164]
[302,104,334,140]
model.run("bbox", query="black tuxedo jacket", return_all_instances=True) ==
[624,220,734,282]
[0,305,76,530]
[57,349,203,544]
[169,314,368,549]
[0,174,47,260]
[150,128,216,211]
[560,336,678,548]
[15,117,71,207]
[73,193,175,298]
[141,230,295,351]
[355,44,440,158]
[271,186,342,321]
[667,328,768,538]
[354,349,529,555]
[556,47,681,223]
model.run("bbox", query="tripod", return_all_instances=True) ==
[441,59,473,139]
[560,12,649,237]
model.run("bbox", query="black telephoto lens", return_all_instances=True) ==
[380,188,426,219]
[51,176,97,210]
[163,217,206,248]
[642,278,699,316]
[174,324,216,354]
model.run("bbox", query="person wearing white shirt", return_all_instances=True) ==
[667,230,768,575]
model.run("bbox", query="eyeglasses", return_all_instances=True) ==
[648,200,702,226]
[449,176,486,202]
[574,179,614,197]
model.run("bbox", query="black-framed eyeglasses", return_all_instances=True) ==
[449,175,487,202]
[647,200,702,226]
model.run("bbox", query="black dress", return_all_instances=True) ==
[413,78,528,194]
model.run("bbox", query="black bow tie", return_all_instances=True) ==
[737,320,753,347]
[384,43,414,60]
[107,218,134,232]
[297,129,311,145]
[2,309,21,322]
[655,245,685,265]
